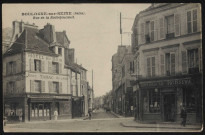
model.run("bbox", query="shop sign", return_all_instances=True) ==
[28,73,67,80]
[139,78,192,88]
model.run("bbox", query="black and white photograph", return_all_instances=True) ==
[2,3,203,132]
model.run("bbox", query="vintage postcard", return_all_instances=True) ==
[2,3,203,132]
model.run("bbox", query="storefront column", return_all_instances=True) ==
[24,97,29,122]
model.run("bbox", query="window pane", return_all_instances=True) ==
[187,11,191,22]
[167,15,174,33]
[193,21,197,33]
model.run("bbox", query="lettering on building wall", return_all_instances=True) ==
[140,78,192,88]
[28,73,67,80]
[27,53,62,62]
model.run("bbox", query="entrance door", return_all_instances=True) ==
[163,94,176,122]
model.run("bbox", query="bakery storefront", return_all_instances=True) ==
[138,74,202,124]
[27,94,72,121]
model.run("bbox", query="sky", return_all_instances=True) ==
[2,4,150,97]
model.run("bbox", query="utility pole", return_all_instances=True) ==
[120,12,122,46]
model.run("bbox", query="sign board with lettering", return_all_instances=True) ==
[139,78,192,89]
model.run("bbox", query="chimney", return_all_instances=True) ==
[41,23,56,44]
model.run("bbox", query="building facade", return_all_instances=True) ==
[131,3,202,124]
[111,45,135,116]
[3,21,87,122]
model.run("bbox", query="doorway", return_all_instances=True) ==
[163,93,176,122]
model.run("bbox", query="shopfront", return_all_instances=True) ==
[28,94,72,121]
[138,74,202,124]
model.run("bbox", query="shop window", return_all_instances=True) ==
[183,89,196,113]
[165,53,175,76]
[165,15,175,38]
[147,56,155,77]
[187,9,198,34]
[34,81,41,93]
[149,89,160,113]
[52,62,59,74]
[34,59,41,72]
[188,49,199,74]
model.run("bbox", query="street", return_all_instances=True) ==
[4,108,202,132]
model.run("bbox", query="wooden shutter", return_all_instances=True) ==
[6,63,9,75]
[164,17,167,36]
[6,82,9,94]
[170,53,175,75]
[30,59,34,71]
[160,55,165,75]
[150,21,154,42]
[154,20,158,41]
[141,23,145,44]
[48,62,52,73]
[41,61,45,72]
[151,57,155,76]
[48,81,53,93]
[174,14,180,36]
[30,80,34,92]
[41,81,45,93]
[147,57,151,77]
[199,47,202,72]
[197,8,201,32]
[159,18,165,39]
[59,82,62,94]
[182,51,188,73]
[59,63,62,74]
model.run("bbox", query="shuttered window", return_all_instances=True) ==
[170,53,175,75]
[174,14,180,36]
[150,21,154,42]
[34,60,41,72]
[165,53,175,75]
[187,9,198,33]
[182,51,188,73]
[140,23,145,44]
[53,82,59,93]
[7,61,15,75]
[187,49,199,74]
[160,55,165,75]
[147,57,155,77]
[159,18,165,39]
[166,15,174,34]
[52,62,59,74]
[34,80,41,93]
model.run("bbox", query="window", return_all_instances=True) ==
[122,65,125,77]
[34,60,41,72]
[58,48,62,55]
[34,80,41,92]
[145,21,150,43]
[130,61,134,74]
[149,89,160,113]
[7,61,15,75]
[165,53,175,75]
[188,49,199,73]
[187,9,198,33]
[8,82,15,93]
[53,82,59,93]
[165,15,174,38]
[147,57,155,77]
[150,21,154,42]
[183,89,196,113]
[52,62,59,73]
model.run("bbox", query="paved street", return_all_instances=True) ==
[4,108,202,132]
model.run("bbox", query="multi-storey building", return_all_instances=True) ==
[111,45,135,116]
[131,3,202,124]
[3,21,86,122]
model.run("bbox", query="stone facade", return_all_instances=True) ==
[131,3,202,124]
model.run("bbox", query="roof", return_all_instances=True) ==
[3,27,54,57]
[56,31,70,47]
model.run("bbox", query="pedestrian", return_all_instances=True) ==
[180,105,187,127]
[88,108,92,120]
[19,111,23,122]
[54,110,58,121]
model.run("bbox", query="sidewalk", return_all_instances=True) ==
[110,111,124,118]
[120,119,202,130]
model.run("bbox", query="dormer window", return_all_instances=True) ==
[58,48,62,55]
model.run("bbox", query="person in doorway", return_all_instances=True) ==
[19,111,23,122]
[88,108,92,120]
[54,110,58,121]
[180,105,187,127]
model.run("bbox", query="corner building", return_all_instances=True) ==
[3,21,83,121]
[131,3,202,124]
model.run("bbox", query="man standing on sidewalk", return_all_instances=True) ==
[88,108,92,120]
[180,106,187,127]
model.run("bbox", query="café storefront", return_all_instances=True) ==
[138,74,202,124]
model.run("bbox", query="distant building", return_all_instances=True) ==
[131,3,202,124]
